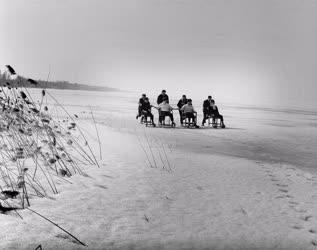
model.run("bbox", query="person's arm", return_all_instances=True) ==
[203,100,208,109]
[180,105,185,112]
[157,95,161,105]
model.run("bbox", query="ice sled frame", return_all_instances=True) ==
[181,113,199,128]
[140,115,155,127]
[207,115,225,128]
[158,110,175,128]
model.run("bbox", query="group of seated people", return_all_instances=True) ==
[136,90,225,128]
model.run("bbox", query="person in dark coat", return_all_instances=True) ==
[210,100,225,128]
[140,97,156,126]
[136,94,147,119]
[201,95,214,125]
[177,94,188,124]
[157,90,169,105]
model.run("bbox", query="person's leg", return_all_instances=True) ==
[192,113,199,127]
[141,110,147,123]
[167,112,175,126]
[160,111,167,124]
[137,106,142,119]
[164,111,168,124]
[158,110,163,124]
[187,113,193,123]
[214,114,223,122]
[213,114,224,127]
[218,114,225,127]
[212,115,215,124]
[168,112,174,122]
[191,113,197,124]
[218,114,224,123]
[192,113,197,124]
[179,110,183,124]
[202,110,208,125]
[149,112,154,123]
[215,114,224,127]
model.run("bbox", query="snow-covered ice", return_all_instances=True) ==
[1,89,317,249]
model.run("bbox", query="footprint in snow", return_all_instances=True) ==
[276,183,288,187]
[95,184,108,189]
[143,214,150,222]
[285,194,293,199]
[288,201,299,205]
[82,173,93,178]
[300,215,313,221]
[102,174,115,179]
[279,189,289,193]
[293,207,307,213]
[309,229,316,234]
[292,224,303,230]
[275,195,287,199]
[286,167,296,171]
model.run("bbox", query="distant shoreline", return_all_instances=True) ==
[17,84,120,92]
[0,73,120,92]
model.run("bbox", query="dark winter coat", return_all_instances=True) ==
[177,98,188,109]
[157,94,169,105]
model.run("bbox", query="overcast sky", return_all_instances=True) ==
[1,0,317,107]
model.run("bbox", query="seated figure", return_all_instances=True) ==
[202,95,214,126]
[136,93,147,119]
[140,97,156,126]
[180,99,199,128]
[154,98,177,126]
[209,100,225,128]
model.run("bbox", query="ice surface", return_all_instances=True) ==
[0,89,317,249]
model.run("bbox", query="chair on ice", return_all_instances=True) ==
[140,113,156,127]
[181,111,198,128]
[179,99,199,128]
[158,109,175,127]
[207,115,222,128]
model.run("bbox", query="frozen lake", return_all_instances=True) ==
[31,88,317,174]
[1,88,317,250]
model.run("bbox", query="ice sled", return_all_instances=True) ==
[181,112,199,128]
[207,115,225,128]
[158,110,175,128]
[140,114,156,127]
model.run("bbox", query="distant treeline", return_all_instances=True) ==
[0,70,117,92]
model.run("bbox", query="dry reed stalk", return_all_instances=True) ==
[89,106,102,160]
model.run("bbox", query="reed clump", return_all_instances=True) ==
[0,65,99,212]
